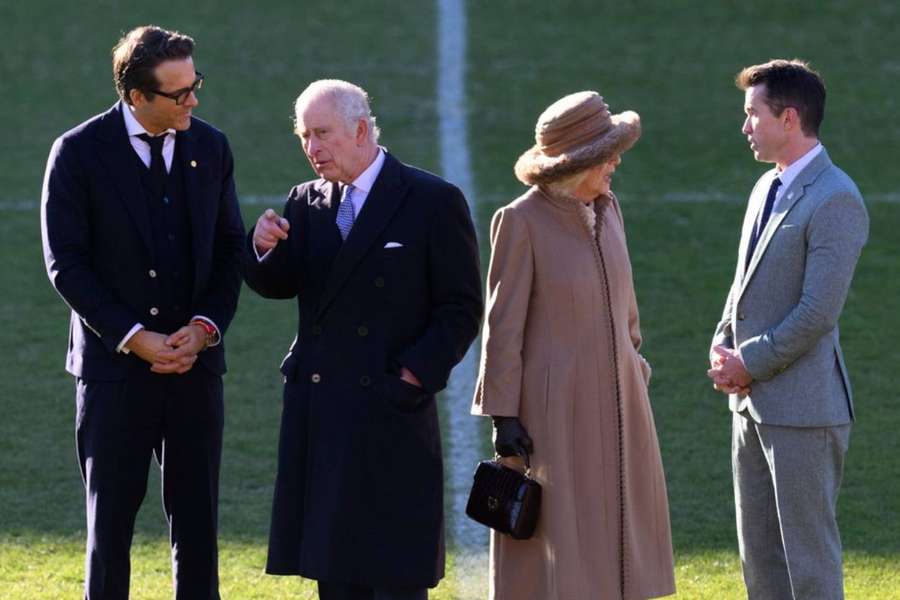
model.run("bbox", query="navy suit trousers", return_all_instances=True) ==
[75,364,223,600]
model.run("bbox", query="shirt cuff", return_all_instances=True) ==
[190,315,221,347]
[254,244,272,262]
[117,323,145,354]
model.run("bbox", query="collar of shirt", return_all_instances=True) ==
[773,142,823,204]
[343,147,386,218]
[122,101,176,172]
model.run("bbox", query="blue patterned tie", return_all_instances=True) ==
[336,184,355,241]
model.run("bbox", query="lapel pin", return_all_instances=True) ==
[787,193,793,200]
[190,160,197,168]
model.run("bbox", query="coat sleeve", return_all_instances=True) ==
[397,185,483,393]
[191,134,246,336]
[471,206,534,417]
[711,285,737,352]
[242,186,306,300]
[609,193,652,385]
[740,191,869,380]
[607,193,643,352]
[41,135,139,352]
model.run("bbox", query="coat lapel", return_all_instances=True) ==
[174,126,206,293]
[95,103,155,258]
[740,149,833,292]
[737,172,773,281]
[316,153,409,318]
[307,179,342,261]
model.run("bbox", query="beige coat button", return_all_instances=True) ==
[190,160,197,167]
[149,307,159,316]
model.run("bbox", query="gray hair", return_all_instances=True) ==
[294,79,381,143]
[542,168,591,197]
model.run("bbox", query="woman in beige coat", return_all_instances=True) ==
[472,91,676,599]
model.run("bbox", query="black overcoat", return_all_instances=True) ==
[243,152,482,588]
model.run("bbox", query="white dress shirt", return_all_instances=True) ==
[770,142,823,212]
[342,147,386,218]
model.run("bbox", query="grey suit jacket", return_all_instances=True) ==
[712,148,869,427]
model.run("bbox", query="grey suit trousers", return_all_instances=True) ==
[732,411,850,600]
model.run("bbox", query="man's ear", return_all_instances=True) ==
[782,106,800,132]
[356,118,369,146]
[129,88,149,108]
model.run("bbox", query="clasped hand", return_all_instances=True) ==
[707,345,752,397]
[126,324,208,374]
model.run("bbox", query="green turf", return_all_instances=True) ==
[2,0,899,598]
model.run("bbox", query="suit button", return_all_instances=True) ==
[149,307,159,316]
[148,269,157,278]
[374,276,385,288]
[312,325,322,336]
[360,375,371,387]
[737,312,745,321]
[357,325,368,337]
[311,373,321,383]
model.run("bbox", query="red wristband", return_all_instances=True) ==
[190,319,217,347]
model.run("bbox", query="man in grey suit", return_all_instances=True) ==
[708,59,868,600]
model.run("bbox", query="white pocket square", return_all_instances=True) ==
[384,242,404,249]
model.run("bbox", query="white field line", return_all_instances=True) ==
[436,0,490,567]
[7,192,900,212]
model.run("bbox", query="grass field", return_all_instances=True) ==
[2,1,899,598]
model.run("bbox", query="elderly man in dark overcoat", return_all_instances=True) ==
[243,79,482,600]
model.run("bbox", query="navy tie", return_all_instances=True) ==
[336,185,355,241]
[137,133,167,200]
[745,176,782,269]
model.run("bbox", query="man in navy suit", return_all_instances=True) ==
[244,80,482,600]
[40,26,244,599]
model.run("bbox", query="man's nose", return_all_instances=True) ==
[184,91,199,108]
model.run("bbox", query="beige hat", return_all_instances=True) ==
[514,91,641,186]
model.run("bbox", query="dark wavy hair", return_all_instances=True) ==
[112,25,194,105]
[736,59,826,137]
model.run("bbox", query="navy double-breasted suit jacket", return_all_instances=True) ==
[243,152,482,588]
[41,102,245,379]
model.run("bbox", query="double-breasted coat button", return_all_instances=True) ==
[359,375,371,387]
[148,269,157,278]
[737,312,746,321]
[149,307,159,316]
[311,373,321,383]
[312,325,322,336]
[357,325,369,337]
[374,276,385,288]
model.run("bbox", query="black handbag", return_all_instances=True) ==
[465,451,542,540]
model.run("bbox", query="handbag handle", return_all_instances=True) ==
[493,448,533,478]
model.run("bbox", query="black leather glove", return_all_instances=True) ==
[492,416,534,458]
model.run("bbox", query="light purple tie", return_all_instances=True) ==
[336,184,355,240]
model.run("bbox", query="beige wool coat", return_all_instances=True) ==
[472,186,675,600]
